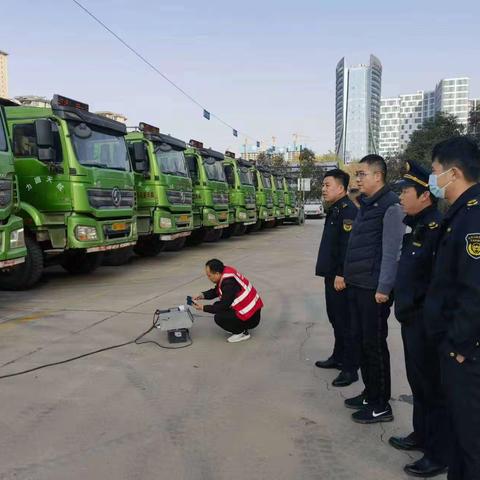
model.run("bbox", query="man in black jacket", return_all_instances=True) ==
[388,161,449,478]
[315,169,359,387]
[424,137,480,480]
[343,154,405,424]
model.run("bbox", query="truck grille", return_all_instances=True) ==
[266,193,273,208]
[245,193,255,206]
[166,190,192,205]
[88,188,134,209]
[212,192,229,205]
[103,223,132,239]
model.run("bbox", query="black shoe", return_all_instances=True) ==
[352,404,393,424]
[332,370,359,387]
[315,357,343,370]
[389,432,423,452]
[344,392,368,410]
[404,456,447,478]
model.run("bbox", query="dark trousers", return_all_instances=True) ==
[441,353,480,480]
[348,286,392,408]
[214,309,261,334]
[325,277,358,372]
[401,314,450,464]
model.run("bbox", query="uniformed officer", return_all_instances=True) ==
[388,161,449,478]
[315,169,359,387]
[424,136,480,480]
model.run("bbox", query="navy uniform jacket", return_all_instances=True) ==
[394,205,443,323]
[315,195,358,278]
[424,183,480,359]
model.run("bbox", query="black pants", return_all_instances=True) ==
[348,286,392,408]
[214,309,261,334]
[441,352,480,480]
[401,314,450,464]
[324,277,358,372]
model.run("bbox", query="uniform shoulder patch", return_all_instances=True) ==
[341,202,348,209]
[428,221,439,230]
[343,219,353,232]
[465,233,480,260]
[467,199,479,207]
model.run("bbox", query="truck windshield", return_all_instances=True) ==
[275,177,283,189]
[239,167,253,185]
[262,174,272,188]
[204,158,226,181]
[155,146,188,176]
[69,123,130,171]
[0,117,7,151]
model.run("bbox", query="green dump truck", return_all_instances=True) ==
[184,140,229,243]
[126,122,192,255]
[249,165,275,231]
[272,171,286,225]
[284,174,305,225]
[222,152,257,237]
[0,94,136,289]
[0,101,26,282]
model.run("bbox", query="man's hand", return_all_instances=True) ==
[192,302,204,311]
[194,294,204,301]
[375,292,389,304]
[334,276,346,292]
[456,354,466,364]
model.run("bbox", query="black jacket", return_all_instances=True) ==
[424,184,480,359]
[315,195,358,278]
[202,278,241,314]
[394,205,443,323]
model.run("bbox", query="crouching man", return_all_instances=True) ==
[193,259,263,343]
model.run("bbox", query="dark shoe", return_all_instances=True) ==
[404,456,447,477]
[389,432,423,452]
[352,404,393,424]
[344,392,368,410]
[315,357,343,370]
[332,370,359,387]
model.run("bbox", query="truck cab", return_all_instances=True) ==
[0,100,26,283]
[126,123,193,255]
[272,172,286,224]
[251,165,275,230]
[184,140,229,243]
[222,152,257,237]
[284,175,305,225]
[2,94,136,289]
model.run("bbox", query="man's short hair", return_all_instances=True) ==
[206,259,224,274]
[359,154,387,181]
[431,136,480,182]
[324,168,350,190]
[410,184,438,205]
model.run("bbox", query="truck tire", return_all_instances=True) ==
[134,235,165,257]
[61,250,103,274]
[0,236,44,290]
[205,228,223,243]
[234,224,247,236]
[164,237,187,251]
[246,220,261,233]
[102,247,133,266]
[187,228,207,246]
[222,223,240,238]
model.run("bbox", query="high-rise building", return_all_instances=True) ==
[95,111,128,125]
[0,50,8,98]
[379,77,470,157]
[335,55,382,164]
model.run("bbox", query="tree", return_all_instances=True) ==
[299,148,324,199]
[316,150,340,165]
[468,105,480,145]
[271,153,287,174]
[402,113,464,169]
[255,152,271,167]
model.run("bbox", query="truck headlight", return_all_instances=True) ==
[75,225,98,241]
[160,217,172,229]
[207,213,216,222]
[10,228,25,249]
[238,211,247,220]
[0,179,12,208]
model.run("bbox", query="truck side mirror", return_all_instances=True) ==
[132,142,147,172]
[35,119,56,162]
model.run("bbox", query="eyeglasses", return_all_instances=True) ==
[355,171,380,178]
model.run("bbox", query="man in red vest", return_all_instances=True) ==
[192,259,263,343]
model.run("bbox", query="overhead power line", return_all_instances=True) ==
[71,0,258,143]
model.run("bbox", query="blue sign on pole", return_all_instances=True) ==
[203,110,210,120]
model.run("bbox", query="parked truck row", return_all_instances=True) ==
[0,95,304,291]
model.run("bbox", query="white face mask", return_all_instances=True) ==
[428,168,453,199]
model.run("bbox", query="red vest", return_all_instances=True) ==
[217,266,263,321]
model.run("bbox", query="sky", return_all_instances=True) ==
[1,0,479,155]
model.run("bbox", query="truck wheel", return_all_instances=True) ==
[134,235,165,257]
[164,237,187,251]
[0,236,44,290]
[187,228,207,246]
[102,247,133,266]
[246,220,261,233]
[234,224,247,236]
[61,250,103,274]
[205,229,223,242]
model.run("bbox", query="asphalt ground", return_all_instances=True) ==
[0,220,446,480]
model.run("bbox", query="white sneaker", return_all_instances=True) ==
[227,332,251,343]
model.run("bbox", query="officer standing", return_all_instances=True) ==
[315,169,359,387]
[424,137,480,480]
[388,161,449,478]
